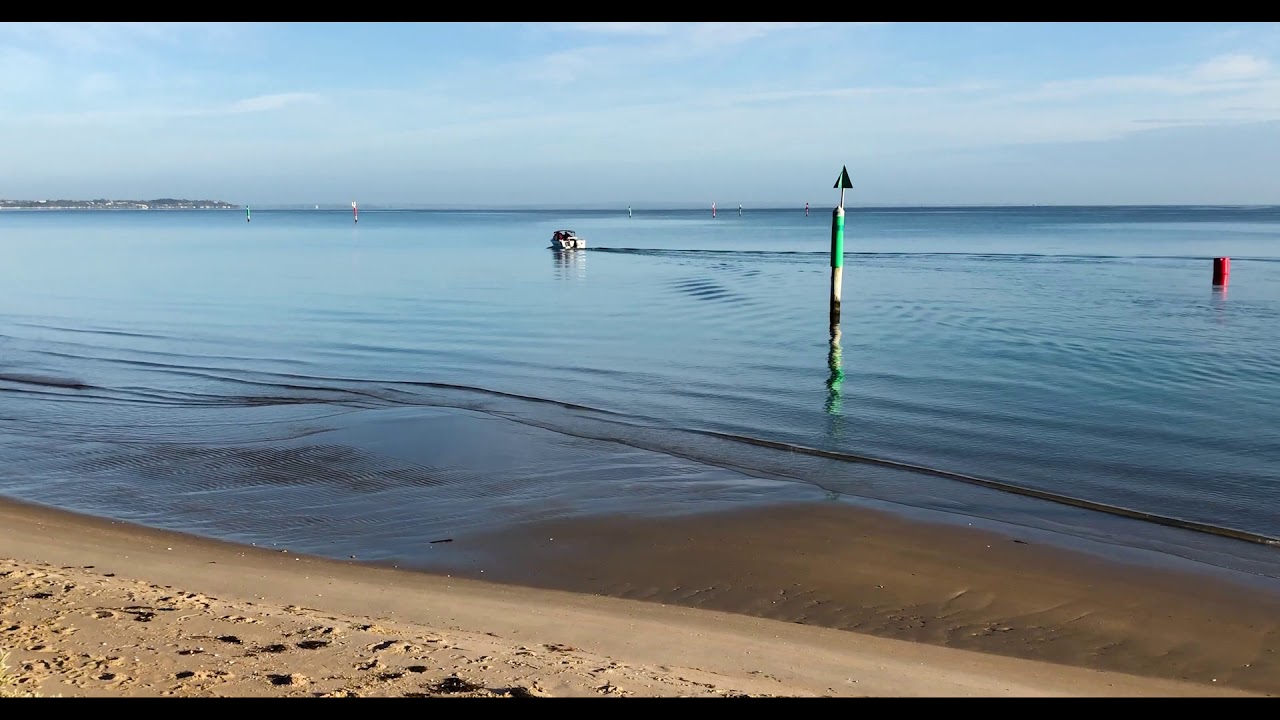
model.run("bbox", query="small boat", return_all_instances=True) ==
[550,229,585,250]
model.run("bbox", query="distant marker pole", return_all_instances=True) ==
[806,202,810,217]
[628,206,632,218]
[739,203,743,216]
[830,166,853,326]
[712,202,716,218]
[246,205,250,223]
[352,201,358,224]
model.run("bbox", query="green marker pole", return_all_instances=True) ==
[830,165,852,326]
[246,205,251,223]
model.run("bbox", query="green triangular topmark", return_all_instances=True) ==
[834,166,853,189]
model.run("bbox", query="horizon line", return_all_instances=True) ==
[6,202,1280,212]
[218,202,1280,211]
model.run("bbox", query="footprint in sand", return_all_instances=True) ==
[219,615,260,624]
[252,644,288,654]
[290,625,339,637]
[121,607,157,622]
[92,672,133,690]
[21,659,52,674]
[430,675,484,694]
[504,686,540,698]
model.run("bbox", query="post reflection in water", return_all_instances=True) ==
[825,323,844,418]
[552,248,587,281]
[1212,285,1228,325]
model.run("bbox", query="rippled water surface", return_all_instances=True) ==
[1,206,1278,574]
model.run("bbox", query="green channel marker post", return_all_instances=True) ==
[246,205,251,223]
[830,165,852,325]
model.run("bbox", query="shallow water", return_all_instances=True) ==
[1,206,1278,575]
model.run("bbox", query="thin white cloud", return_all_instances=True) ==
[1019,74,1207,101]
[224,92,322,114]
[0,22,135,54]
[679,22,829,46]
[527,46,603,84]
[0,22,234,55]
[0,45,49,91]
[554,21,875,38]
[26,91,324,126]
[77,71,120,96]
[286,50,1277,159]
[1192,52,1271,81]
[555,23,677,36]
[711,81,1000,106]
[1006,52,1279,104]
[520,22,843,84]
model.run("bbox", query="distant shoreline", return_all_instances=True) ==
[0,199,237,210]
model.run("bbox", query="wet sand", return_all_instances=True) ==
[0,497,1258,697]
[420,502,1280,695]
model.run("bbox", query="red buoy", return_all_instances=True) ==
[1213,257,1230,286]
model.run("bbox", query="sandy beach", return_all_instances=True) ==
[0,497,1273,697]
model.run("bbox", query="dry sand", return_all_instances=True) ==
[0,498,1262,698]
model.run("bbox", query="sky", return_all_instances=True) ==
[1,22,1279,208]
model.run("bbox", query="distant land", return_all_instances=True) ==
[0,198,237,210]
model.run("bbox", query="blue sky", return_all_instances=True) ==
[2,22,1279,207]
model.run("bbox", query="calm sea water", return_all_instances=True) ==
[1,206,1278,576]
